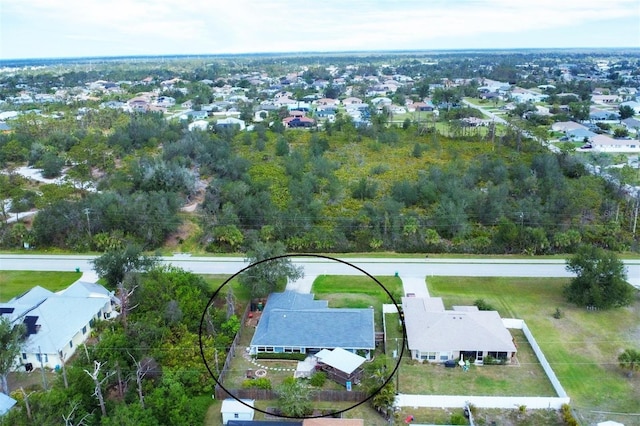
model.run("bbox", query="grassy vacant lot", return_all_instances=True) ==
[312,275,402,307]
[428,276,640,424]
[0,271,82,302]
[313,275,402,330]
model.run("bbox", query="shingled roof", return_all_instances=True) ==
[250,292,374,351]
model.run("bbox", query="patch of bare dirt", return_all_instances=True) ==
[165,220,198,249]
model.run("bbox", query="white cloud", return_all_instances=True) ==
[1,0,638,58]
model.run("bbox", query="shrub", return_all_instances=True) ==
[256,352,307,361]
[553,308,564,319]
[474,298,496,311]
[561,404,579,426]
[309,372,326,387]
[242,377,272,389]
[449,412,467,425]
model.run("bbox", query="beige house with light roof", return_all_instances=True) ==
[402,297,517,364]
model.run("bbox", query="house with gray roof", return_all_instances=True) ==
[402,297,516,364]
[566,128,597,142]
[249,292,374,356]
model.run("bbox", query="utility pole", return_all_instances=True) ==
[395,338,400,394]
[633,198,639,236]
[83,208,91,238]
[38,346,47,390]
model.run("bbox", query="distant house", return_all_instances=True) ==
[155,96,176,107]
[315,98,339,107]
[510,89,548,103]
[221,399,254,425]
[283,116,315,128]
[128,97,149,112]
[342,97,363,106]
[216,117,246,131]
[566,128,597,142]
[402,297,517,364]
[590,134,640,152]
[188,120,209,131]
[591,94,622,105]
[551,121,587,133]
[180,110,208,121]
[249,292,375,356]
[589,109,619,121]
[0,281,118,370]
[622,117,640,133]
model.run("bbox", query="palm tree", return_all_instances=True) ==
[618,349,640,378]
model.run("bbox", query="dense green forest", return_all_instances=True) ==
[1,267,235,425]
[0,105,637,255]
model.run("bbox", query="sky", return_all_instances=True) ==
[1,0,639,60]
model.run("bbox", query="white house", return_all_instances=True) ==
[216,117,246,131]
[188,120,209,131]
[590,134,640,153]
[0,281,118,370]
[221,398,254,424]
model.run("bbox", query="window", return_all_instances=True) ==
[82,326,87,335]
[22,353,27,360]
[69,340,73,348]
[234,413,239,419]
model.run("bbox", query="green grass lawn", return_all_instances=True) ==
[312,275,403,301]
[428,276,640,422]
[0,271,82,302]
[394,329,557,397]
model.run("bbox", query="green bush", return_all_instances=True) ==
[242,377,272,389]
[483,355,506,365]
[561,404,578,426]
[474,298,496,311]
[309,372,326,387]
[449,412,467,425]
[256,352,307,361]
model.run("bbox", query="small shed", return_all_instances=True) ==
[314,348,366,386]
[221,398,254,425]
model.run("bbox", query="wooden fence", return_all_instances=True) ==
[214,302,250,387]
[215,386,367,402]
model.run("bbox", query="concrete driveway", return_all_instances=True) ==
[400,276,429,298]
[285,275,317,293]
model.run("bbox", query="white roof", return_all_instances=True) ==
[597,421,624,426]
[403,297,516,354]
[0,392,16,415]
[1,281,114,356]
[23,294,110,355]
[0,286,53,323]
[221,398,254,413]
[314,348,365,375]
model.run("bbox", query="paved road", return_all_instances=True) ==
[1,254,638,287]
